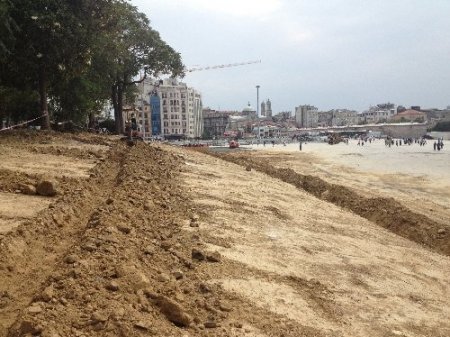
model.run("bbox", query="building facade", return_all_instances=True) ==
[202,109,231,138]
[391,109,426,123]
[137,78,203,139]
[360,103,396,124]
[295,105,318,128]
[331,109,360,126]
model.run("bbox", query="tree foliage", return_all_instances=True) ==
[0,0,184,132]
[0,0,18,60]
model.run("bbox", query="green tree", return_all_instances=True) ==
[100,2,184,133]
[1,0,183,133]
[0,0,18,60]
[1,0,115,129]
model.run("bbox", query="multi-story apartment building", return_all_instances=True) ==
[317,111,332,127]
[202,109,232,138]
[137,78,203,139]
[360,103,396,124]
[132,79,152,136]
[331,109,360,126]
[295,105,318,128]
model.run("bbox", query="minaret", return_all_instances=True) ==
[266,99,272,117]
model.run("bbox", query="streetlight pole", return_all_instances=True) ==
[256,85,260,139]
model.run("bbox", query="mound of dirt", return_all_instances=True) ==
[2,132,447,337]
[0,133,249,337]
[205,150,449,256]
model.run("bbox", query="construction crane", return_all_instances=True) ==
[185,60,261,73]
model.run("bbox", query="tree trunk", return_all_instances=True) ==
[117,83,124,134]
[111,84,120,134]
[38,65,50,129]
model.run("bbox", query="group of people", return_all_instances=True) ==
[433,139,445,151]
[382,136,445,149]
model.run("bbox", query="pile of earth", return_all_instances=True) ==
[201,149,449,256]
[0,133,247,337]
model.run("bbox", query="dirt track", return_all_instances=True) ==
[0,132,449,337]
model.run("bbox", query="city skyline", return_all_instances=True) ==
[130,0,450,113]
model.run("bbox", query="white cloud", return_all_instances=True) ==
[152,0,282,19]
[277,21,315,45]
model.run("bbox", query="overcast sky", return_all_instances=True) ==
[130,0,450,113]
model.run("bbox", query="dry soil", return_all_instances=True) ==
[0,132,448,337]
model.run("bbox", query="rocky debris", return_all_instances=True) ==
[144,200,155,211]
[134,320,152,331]
[143,245,155,255]
[204,321,219,328]
[156,273,171,282]
[81,241,97,252]
[160,241,172,250]
[156,296,192,327]
[105,281,119,291]
[0,136,247,337]
[91,311,108,323]
[206,251,222,263]
[13,320,43,335]
[192,248,205,261]
[40,285,54,302]
[190,219,199,228]
[246,165,252,172]
[117,224,132,234]
[26,303,43,314]
[172,270,184,280]
[36,179,58,196]
[199,283,211,293]
[219,301,232,312]
[438,228,446,235]
[19,184,36,195]
[64,254,79,264]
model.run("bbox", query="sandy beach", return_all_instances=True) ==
[244,139,450,180]
[239,140,450,228]
[179,143,450,337]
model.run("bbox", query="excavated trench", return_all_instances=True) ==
[204,150,449,256]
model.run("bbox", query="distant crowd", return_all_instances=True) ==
[353,136,446,151]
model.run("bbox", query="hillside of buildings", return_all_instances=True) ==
[0,131,449,337]
[115,80,450,140]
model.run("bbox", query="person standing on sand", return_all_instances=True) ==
[299,141,303,151]
[433,142,437,151]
